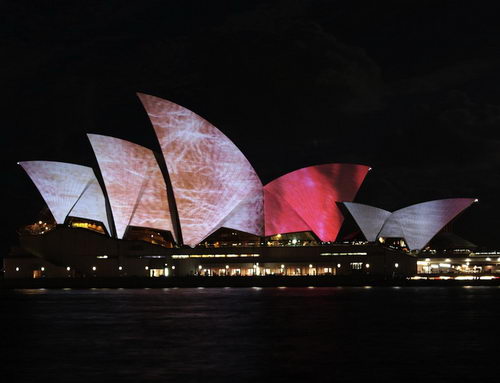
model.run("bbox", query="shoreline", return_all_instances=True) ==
[1,276,499,289]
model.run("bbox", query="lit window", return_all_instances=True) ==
[350,262,363,270]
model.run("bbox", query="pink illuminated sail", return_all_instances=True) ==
[19,161,110,232]
[138,93,264,246]
[264,189,311,236]
[88,134,175,240]
[264,164,370,241]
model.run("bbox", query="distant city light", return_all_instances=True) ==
[41,267,45,271]
[66,266,71,271]
[92,266,96,271]
[394,263,399,268]
[15,267,19,272]
[118,266,123,271]
[366,264,370,268]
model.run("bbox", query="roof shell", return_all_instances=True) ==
[138,93,263,247]
[19,161,110,233]
[264,163,370,241]
[379,198,476,250]
[342,202,391,242]
[88,134,176,240]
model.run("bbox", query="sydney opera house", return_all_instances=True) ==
[5,93,497,281]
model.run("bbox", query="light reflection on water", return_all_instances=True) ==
[2,287,499,382]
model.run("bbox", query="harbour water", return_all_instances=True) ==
[2,287,499,382]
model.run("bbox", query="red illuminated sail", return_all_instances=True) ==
[264,164,370,241]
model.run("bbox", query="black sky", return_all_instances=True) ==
[3,0,500,254]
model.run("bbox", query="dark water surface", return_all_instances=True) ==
[2,287,499,382]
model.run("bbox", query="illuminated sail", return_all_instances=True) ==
[379,198,476,251]
[138,93,263,246]
[342,202,391,242]
[88,134,175,240]
[19,161,110,232]
[264,164,370,241]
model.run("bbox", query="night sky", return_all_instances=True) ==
[3,0,500,256]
